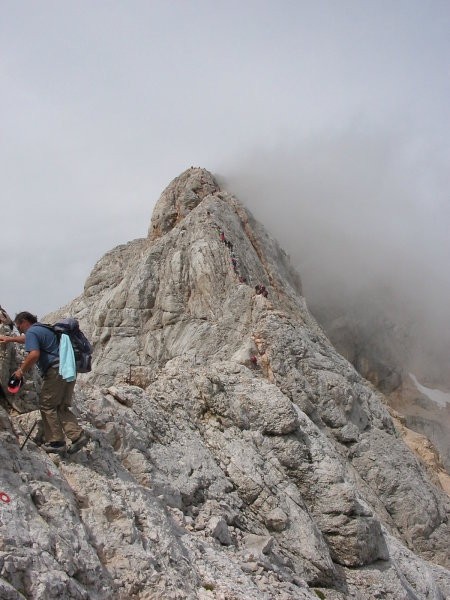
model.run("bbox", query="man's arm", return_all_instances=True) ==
[0,334,25,344]
[13,349,40,379]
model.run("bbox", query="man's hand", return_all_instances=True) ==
[14,349,40,377]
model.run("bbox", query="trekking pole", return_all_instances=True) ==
[20,420,37,450]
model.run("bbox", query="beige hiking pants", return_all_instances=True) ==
[40,367,82,443]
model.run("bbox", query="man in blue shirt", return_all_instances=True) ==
[4,311,88,454]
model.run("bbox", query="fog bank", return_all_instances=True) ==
[221,128,450,384]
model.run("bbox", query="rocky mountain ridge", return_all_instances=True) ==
[1,168,449,599]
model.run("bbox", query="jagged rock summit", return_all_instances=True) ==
[1,168,449,599]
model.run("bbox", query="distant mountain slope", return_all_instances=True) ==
[312,300,450,472]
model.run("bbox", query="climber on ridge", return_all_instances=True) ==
[255,284,268,298]
[0,311,89,454]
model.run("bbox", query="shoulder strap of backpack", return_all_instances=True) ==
[37,323,60,341]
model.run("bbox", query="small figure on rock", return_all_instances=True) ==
[255,284,268,298]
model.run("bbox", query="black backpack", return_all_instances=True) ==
[44,318,93,373]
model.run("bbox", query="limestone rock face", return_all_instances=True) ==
[0,323,40,414]
[1,168,449,599]
[148,167,219,241]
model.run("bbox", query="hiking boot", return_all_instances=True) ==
[42,441,67,454]
[69,431,89,454]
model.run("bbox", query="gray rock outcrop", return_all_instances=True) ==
[1,168,449,599]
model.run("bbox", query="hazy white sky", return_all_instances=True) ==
[1,0,449,321]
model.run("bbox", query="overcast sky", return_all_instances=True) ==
[2,0,449,332]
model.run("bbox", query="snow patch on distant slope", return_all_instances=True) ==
[410,373,450,408]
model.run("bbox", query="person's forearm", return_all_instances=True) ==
[18,358,35,374]
[0,334,25,344]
